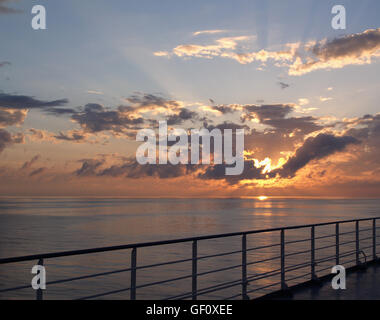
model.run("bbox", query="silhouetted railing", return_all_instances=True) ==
[0,217,379,300]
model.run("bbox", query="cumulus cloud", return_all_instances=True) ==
[74,157,199,179]
[75,159,104,177]
[0,93,68,110]
[155,28,380,75]
[273,133,360,178]
[155,36,253,59]
[193,30,227,36]
[0,128,23,153]
[0,108,27,127]
[71,103,144,134]
[289,28,380,75]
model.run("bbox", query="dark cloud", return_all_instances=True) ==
[71,104,144,133]
[211,105,236,114]
[74,158,199,179]
[274,133,360,178]
[0,108,26,127]
[125,93,181,110]
[242,104,293,122]
[0,128,23,153]
[21,155,40,170]
[75,159,104,177]
[99,161,198,179]
[167,108,198,125]
[277,81,290,90]
[29,167,46,177]
[311,28,380,61]
[204,121,249,132]
[199,161,265,182]
[0,93,68,110]
[44,107,78,116]
[291,28,380,75]
[200,133,360,183]
[54,131,86,142]
[263,116,322,134]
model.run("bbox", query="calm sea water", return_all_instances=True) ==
[0,197,379,299]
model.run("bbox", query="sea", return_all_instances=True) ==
[0,197,379,299]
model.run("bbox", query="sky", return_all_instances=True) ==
[0,0,380,197]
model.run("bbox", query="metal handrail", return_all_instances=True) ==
[0,216,379,300]
[1,217,377,265]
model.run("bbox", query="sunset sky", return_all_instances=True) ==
[1,0,380,197]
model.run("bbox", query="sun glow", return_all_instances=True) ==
[257,196,268,201]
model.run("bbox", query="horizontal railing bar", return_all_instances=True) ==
[136,257,192,271]
[164,290,194,300]
[80,274,194,300]
[285,238,311,245]
[339,239,357,246]
[2,217,379,264]
[168,278,244,300]
[78,286,131,300]
[316,265,335,273]
[0,284,30,293]
[246,255,281,266]
[314,233,336,240]
[339,230,357,236]
[315,243,337,251]
[197,249,242,261]
[285,249,311,258]
[286,273,309,282]
[359,236,373,242]
[225,293,242,300]
[47,267,132,285]
[135,274,193,290]
[247,268,282,282]
[197,264,242,277]
[316,249,357,265]
[284,261,311,273]
[192,281,242,298]
[246,281,282,294]
[246,243,281,252]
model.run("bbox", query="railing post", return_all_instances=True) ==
[192,240,197,300]
[36,258,43,300]
[311,226,316,280]
[356,221,360,265]
[280,229,287,290]
[373,219,377,261]
[336,223,340,265]
[130,248,137,300]
[242,234,248,300]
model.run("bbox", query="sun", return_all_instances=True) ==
[257,196,269,201]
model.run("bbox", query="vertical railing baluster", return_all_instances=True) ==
[192,240,197,300]
[336,223,340,265]
[36,258,43,300]
[280,229,287,290]
[242,234,247,300]
[130,248,137,300]
[373,219,377,261]
[356,221,360,265]
[311,226,316,280]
